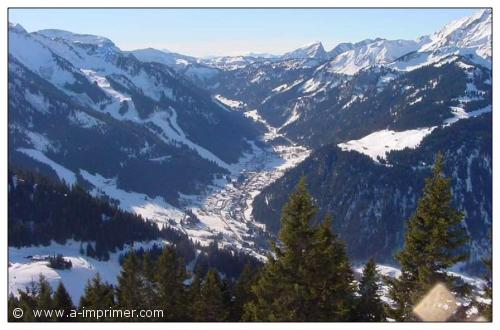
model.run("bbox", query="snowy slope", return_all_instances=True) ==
[419,9,491,60]
[16,148,77,185]
[10,23,257,169]
[338,127,436,162]
[30,30,174,105]
[9,240,169,303]
[338,101,491,164]
[79,169,186,227]
[390,9,491,71]
[8,26,78,86]
[444,105,492,126]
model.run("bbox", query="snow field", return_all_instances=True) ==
[338,127,436,162]
[9,240,168,304]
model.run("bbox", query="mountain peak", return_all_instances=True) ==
[303,41,323,48]
[282,41,327,60]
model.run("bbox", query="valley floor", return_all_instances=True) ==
[177,110,310,258]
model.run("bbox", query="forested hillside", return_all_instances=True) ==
[9,158,492,321]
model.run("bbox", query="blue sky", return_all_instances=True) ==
[9,8,480,57]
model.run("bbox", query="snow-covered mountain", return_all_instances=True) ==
[10,24,257,164]
[281,41,328,60]
[389,9,492,72]
[419,9,491,60]
[122,10,491,79]
[205,9,492,137]
[324,38,422,74]
[8,22,263,250]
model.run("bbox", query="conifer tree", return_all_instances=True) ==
[35,275,54,321]
[116,251,145,312]
[244,178,316,321]
[305,216,355,321]
[193,269,229,321]
[154,247,187,321]
[86,243,95,258]
[384,275,408,320]
[142,252,156,282]
[79,273,116,320]
[11,276,55,321]
[244,178,355,321]
[141,252,158,312]
[52,282,75,321]
[387,153,470,320]
[230,263,258,321]
[13,282,38,321]
[188,270,203,321]
[354,258,385,321]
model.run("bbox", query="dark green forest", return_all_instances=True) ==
[8,155,492,321]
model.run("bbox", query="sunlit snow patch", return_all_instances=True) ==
[338,127,436,162]
[79,170,185,227]
[214,94,245,110]
[444,105,491,126]
[17,148,77,185]
[301,78,322,93]
[146,108,232,171]
[280,104,301,129]
[80,69,131,103]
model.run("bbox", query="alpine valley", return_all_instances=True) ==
[8,9,492,305]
